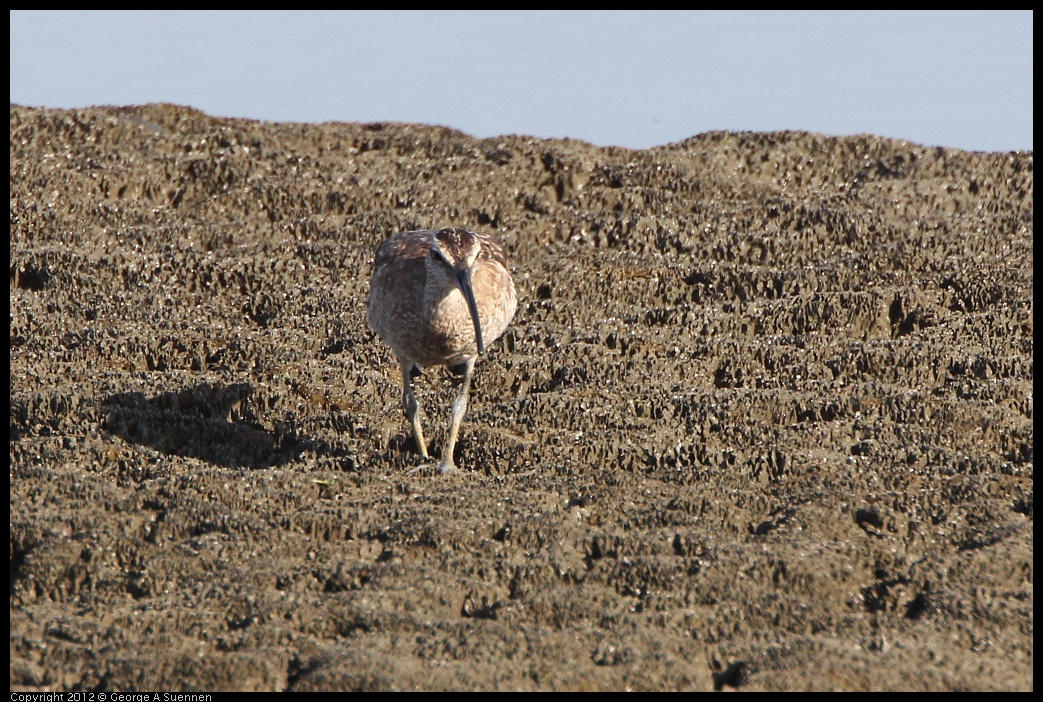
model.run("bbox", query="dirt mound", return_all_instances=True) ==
[9,103,1033,691]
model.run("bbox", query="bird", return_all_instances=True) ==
[366,228,517,474]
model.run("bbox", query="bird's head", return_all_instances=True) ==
[427,228,485,354]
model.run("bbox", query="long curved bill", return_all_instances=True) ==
[455,267,484,355]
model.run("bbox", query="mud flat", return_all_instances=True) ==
[10,104,1033,691]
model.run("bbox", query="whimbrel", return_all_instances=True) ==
[367,228,517,473]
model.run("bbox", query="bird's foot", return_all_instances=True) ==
[404,456,460,476]
[405,457,435,476]
[436,459,459,475]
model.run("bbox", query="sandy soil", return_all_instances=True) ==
[9,103,1033,691]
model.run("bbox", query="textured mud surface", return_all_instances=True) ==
[9,104,1033,691]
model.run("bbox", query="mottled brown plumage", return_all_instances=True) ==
[367,228,517,473]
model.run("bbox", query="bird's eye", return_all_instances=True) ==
[429,249,446,264]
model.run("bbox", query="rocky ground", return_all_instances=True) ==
[9,103,1033,691]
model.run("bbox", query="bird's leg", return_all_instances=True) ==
[400,358,428,459]
[438,357,476,474]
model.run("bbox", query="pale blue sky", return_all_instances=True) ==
[9,10,1033,152]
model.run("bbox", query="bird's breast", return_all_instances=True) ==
[472,262,518,343]
[426,287,480,358]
